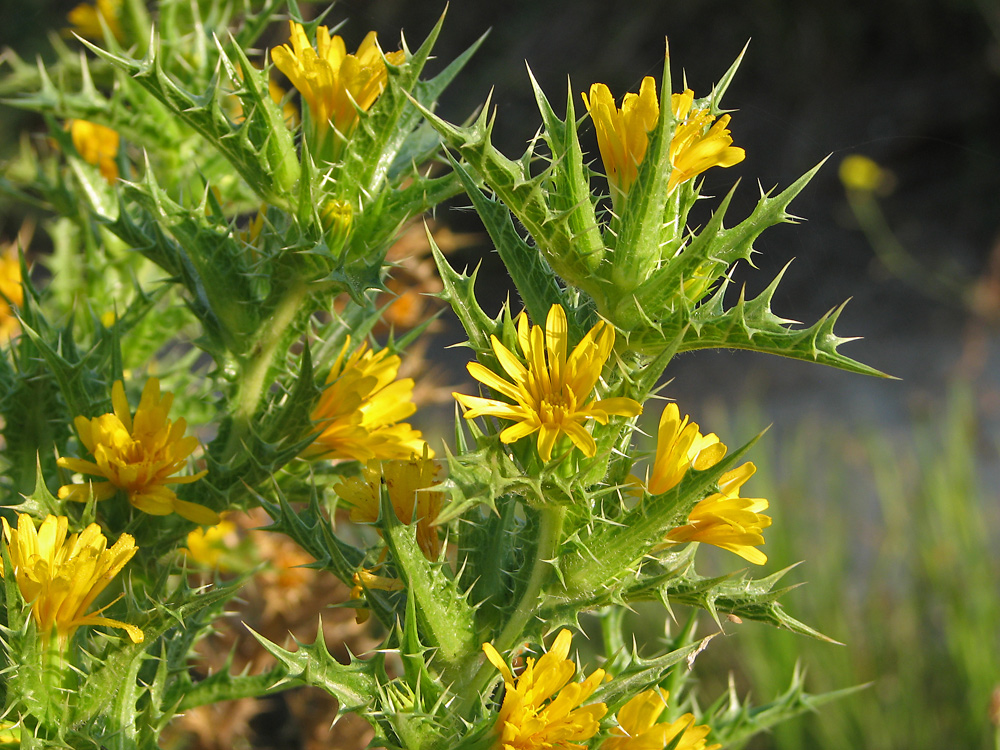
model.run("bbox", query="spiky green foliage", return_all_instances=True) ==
[0,5,882,749]
[416,53,884,379]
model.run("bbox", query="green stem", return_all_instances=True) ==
[454,504,567,716]
[220,281,308,464]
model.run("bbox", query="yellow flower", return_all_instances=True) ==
[1,513,143,646]
[0,247,23,343]
[333,448,445,560]
[455,304,642,462]
[666,462,771,564]
[69,119,120,183]
[271,21,405,158]
[839,154,892,194]
[668,89,745,193]
[582,77,660,201]
[185,519,237,568]
[647,403,727,494]
[603,689,720,750]
[57,379,218,525]
[66,0,124,42]
[307,337,429,462]
[483,629,608,750]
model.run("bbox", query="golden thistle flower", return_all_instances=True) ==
[668,89,745,193]
[603,688,720,750]
[58,379,218,525]
[1,513,143,645]
[582,79,745,199]
[271,21,405,158]
[66,0,124,42]
[0,247,23,343]
[482,629,608,750]
[666,461,771,564]
[69,119,120,183]
[582,77,660,200]
[455,304,642,462]
[647,403,727,494]
[333,448,445,560]
[306,337,429,463]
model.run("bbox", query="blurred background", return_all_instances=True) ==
[2,1,1000,748]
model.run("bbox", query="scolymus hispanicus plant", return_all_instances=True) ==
[0,3,882,747]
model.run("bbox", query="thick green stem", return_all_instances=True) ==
[220,281,308,464]
[455,504,567,716]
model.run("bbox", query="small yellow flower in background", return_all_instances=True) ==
[483,629,607,750]
[455,304,642,462]
[668,89,745,193]
[1,513,143,645]
[185,519,238,569]
[271,21,405,158]
[66,0,124,42]
[69,119,120,183]
[582,77,660,201]
[603,688,720,750]
[839,154,893,194]
[666,461,771,564]
[306,337,429,462]
[647,403,727,494]
[333,448,445,560]
[0,247,24,343]
[58,378,218,525]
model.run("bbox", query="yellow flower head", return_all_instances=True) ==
[668,89,745,193]
[582,77,660,200]
[184,519,237,569]
[66,0,124,42]
[306,337,429,463]
[333,448,445,560]
[603,689,720,750]
[483,629,608,750]
[1,513,143,646]
[271,21,405,156]
[455,304,642,462]
[69,119,120,183]
[839,154,892,194]
[58,379,218,525]
[647,403,727,495]
[0,247,23,343]
[666,462,771,564]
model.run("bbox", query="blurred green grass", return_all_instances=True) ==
[682,386,1000,749]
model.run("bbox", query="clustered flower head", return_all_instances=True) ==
[647,403,727,494]
[667,461,771,564]
[57,378,217,525]
[582,77,744,201]
[0,246,23,343]
[455,304,642,462]
[483,629,607,750]
[306,337,429,463]
[69,119,120,183]
[271,21,405,160]
[603,689,720,750]
[1,513,143,646]
[333,448,445,560]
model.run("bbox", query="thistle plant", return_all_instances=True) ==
[0,3,882,748]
